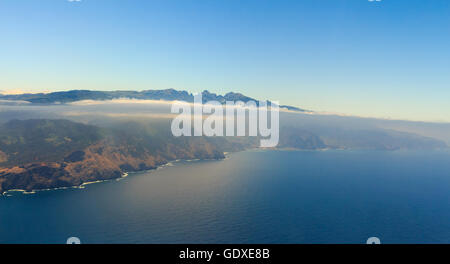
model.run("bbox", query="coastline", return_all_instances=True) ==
[0,155,228,197]
[1,173,130,197]
[2,147,446,197]
[0,148,336,197]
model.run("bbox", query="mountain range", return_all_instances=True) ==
[0,89,307,112]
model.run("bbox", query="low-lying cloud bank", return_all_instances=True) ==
[1,99,449,146]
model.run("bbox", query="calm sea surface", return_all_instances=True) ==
[1,150,449,244]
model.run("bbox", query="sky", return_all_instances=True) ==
[0,0,449,122]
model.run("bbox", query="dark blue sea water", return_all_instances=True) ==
[1,150,449,244]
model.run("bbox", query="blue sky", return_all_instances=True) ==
[1,0,449,122]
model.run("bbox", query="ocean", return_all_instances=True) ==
[1,149,449,244]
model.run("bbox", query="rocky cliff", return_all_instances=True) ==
[0,119,233,193]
